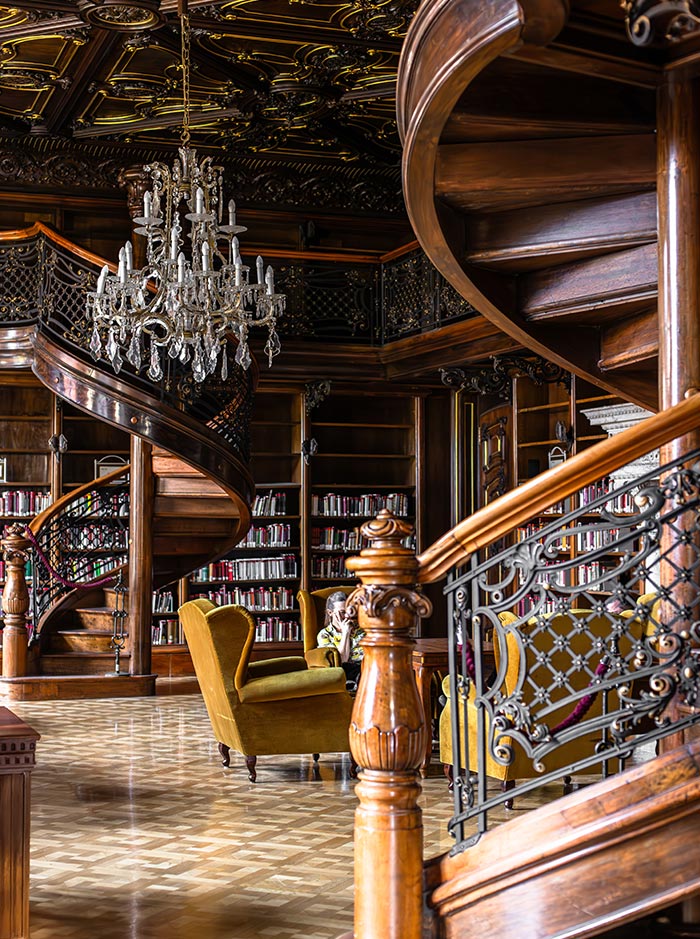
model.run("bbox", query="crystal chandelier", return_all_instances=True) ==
[87,3,284,384]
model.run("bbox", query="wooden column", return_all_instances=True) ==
[128,435,153,677]
[657,72,700,756]
[1,525,32,680]
[0,708,39,939]
[346,510,432,939]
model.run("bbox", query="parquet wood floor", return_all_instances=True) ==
[6,694,565,939]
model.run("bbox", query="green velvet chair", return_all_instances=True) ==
[179,598,355,781]
[297,585,355,668]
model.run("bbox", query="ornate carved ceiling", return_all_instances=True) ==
[0,0,417,214]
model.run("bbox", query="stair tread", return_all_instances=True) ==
[56,629,122,636]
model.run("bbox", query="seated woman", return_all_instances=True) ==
[317,590,365,691]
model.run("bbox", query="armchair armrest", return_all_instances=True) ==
[247,656,307,680]
[239,666,347,704]
[305,647,341,669]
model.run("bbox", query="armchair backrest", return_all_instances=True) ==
[179,600,257,748]
[298,585,355,652]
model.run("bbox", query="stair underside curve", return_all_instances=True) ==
[398,0,662,410]
[425,738,700,939]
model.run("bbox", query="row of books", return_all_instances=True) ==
[191,555,298,583]
[311,492,410,518]
[311,556,352,579]
[311,526,369,552]
[152,619,183,644]
[64,557,122,580]
[153,590,175,613]
[239,524,292,548]
[579,482,636,514]
[190,586,296,611]
[255,619,301,642]
[252,491,288,517]
[72,490,129,518]
[60,524,128,551]
[0,489,51,517]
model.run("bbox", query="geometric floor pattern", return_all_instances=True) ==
[7,694,560,939]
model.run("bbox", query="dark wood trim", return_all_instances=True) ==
[129,437,153,678]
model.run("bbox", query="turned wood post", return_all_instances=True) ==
[346,509,432,939]
[1,525,32,680]
[657,72,700,750]
[128,436,153,677]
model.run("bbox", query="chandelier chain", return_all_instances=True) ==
[181,11,191,148]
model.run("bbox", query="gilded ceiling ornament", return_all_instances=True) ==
[77,0,164,31]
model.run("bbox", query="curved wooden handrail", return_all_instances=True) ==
[417,390,700,583]
[29,463,129,537]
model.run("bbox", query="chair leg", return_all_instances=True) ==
[218,742,230,767]
[349,755,358,779]
[563,774,573,795]
[443,763,454,792]
[245,755,257,782]
[312,753,320,763]
[502,778,515,809]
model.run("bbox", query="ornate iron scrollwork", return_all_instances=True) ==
[441,354,570,401]
[622,0,700,45]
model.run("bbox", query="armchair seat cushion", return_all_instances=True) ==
[238,665,347,703]
[247,656,308,679]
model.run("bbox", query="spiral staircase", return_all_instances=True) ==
[388,2,700,938]
[0,223,255,699]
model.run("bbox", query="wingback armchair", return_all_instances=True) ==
[179,598,355,780]
[440,606,652,801]
[297,585,355,668]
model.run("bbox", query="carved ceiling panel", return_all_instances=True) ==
[0,0,416,174]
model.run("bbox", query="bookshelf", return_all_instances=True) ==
[186,388,304,651]
[307,391,418,592]
[512,373,632,605]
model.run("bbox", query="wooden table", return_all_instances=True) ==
[0,707,40,939]
[412,638,494,776]
[412,638,451,775]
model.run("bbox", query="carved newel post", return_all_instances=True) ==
[1,524,32,679]
[345,510,432,939]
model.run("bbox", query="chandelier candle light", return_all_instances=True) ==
[87,1,284,384]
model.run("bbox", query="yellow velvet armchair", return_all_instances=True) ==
[440,605,655,801]
[297,585,355,668]
[179,598,355,781]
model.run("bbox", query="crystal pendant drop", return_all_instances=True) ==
[235,340,251,370]
[126,332,142,370]
[147,341,163,382]
[106,328,119,364]
[112,345,123,374]
[220,352,228,381]
[192,341,206,383]
[89,325,102,361]
[264,329,281,366]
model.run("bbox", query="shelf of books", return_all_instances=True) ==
[185,389,304,650]
[308,391,417,592]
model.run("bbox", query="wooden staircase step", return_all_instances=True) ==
[40,653,131,676]
[425,740,700,939]
[51,630,122,653]
[73,608,119,629]
[154,476,230,497]
[0,674,156,701]
[154,495,240,518]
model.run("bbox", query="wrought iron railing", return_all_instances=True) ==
[28,466,129,641]
[443,444,700,851]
